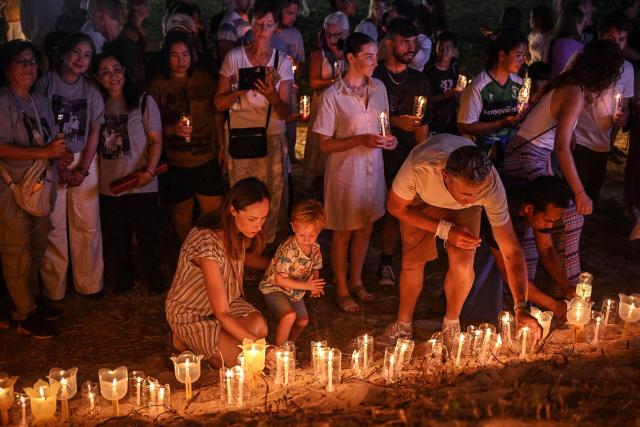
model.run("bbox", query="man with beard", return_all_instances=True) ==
[373,18,431,288]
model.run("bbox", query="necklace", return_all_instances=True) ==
[386,67,408,85]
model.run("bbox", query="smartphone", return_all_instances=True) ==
[238,66,266,91]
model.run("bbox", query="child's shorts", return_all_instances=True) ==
[263,292,308,320]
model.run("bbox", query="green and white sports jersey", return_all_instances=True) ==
[458,70,523,149]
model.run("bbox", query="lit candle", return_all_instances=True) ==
[149,381,156,406]
[136,377,142,407]
[615,93,623,115]
[24,380,58,425]
[225,369,232,405]
[89,391,95,411]
[180,114,192,143]
[327,349,334,392]
[112,378,119,416]
[237,367,244,407]
[493,334,503,358]
[351,350,361,378]
[283,352,290,386]
[388,354,396,382]
[517,77,531,113]
[19,396,26,427]
[413,96,427,119]
[299,95,310,120]
[520,327,529,359]
[378,113,389,137]
[0,375,16,426]
[455,74,468,91]
[158,387,165,408]
[333,61,339,79]
[455,334,464,367]
[292,64,297,74]
[603,299,613,329]
[593,315,602,345]
[60,377,69,421]
[185,359,192,400]
[363,335,369,370]
[480,328,491,364]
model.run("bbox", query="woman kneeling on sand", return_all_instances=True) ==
[166,177,273,367]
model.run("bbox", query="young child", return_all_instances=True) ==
[259,200,326,345]
[424,31,461,135]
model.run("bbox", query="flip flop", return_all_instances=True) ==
[336,294,360,313]
[349,284,375,302]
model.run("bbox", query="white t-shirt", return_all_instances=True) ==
[391,133,510,226]
[574,60,634,152]
[219,46,293,135]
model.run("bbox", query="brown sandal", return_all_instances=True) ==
[336,294,360,313]
[349,284,375,302]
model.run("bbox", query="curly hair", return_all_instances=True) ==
[547,39,624,98]
[444,145,493,185]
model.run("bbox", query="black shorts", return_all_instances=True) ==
[160,158,227,204]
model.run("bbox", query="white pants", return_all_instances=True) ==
[41,157,104,300]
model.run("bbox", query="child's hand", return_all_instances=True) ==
[305,277,325,293]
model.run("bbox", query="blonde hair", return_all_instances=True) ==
[291,199,326,230]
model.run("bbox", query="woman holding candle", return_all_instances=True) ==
[148,31,225,243]
[502,39,624,287]
[314,32,397,313]
[166,177,272,368]
[0,39,66,338]
[302,11,349,200]
[458,29,527,166]
[93,51,165,294]
[36,32,105,301]
[215,0,294,245]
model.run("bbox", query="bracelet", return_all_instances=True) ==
[144,170,155,177]
[514,301,530,313]
[77,167,89,177]
[435,219,454,241]
[575,189,585,196]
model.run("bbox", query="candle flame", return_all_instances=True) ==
[226,369,232,379]
[39,387,45,398]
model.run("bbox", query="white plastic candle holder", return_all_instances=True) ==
[477,323,497,365]
[586,310,605,345]
[600,298,619,332]
[530,307,553,340]
[451,332,471,368]
[273,349,295,387]
[498,311,516,352]
[81,381,99,417]
[241,338,266,380]
[394,338,415,372]
[48,367,77,422]
[383,347,400,384]
[325,348,341,392]
[576,272,593,301]
[170,351,203,401]
[466,325,485,359]
[98,367,128,417]
[619,293,640,343]
[425,332,447,371]
[220,366,249,408]
[129,371,145,408]
[312,342,328,383]
[24,379,59,425]
[355,334,374,374]
[0,373,17,426]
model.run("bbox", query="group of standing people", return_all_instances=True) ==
[0,0,638,370]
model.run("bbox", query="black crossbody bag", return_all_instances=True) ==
[227,51,279,159]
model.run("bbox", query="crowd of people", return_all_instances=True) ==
[0,0,639,368]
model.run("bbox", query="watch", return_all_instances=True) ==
[514,301,530,313]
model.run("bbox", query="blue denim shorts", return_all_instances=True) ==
[263,291,308,320]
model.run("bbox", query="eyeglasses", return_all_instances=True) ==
[13,58,38,67]
[326,32,344,40]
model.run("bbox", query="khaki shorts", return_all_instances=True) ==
[400,203,483,264]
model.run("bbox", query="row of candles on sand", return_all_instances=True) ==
[2,278,639,422]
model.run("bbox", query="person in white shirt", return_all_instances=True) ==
[354,0,389,42]
[573,13,634,207]
[377,133,541,347]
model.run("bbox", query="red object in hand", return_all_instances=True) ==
[109,163,168,195]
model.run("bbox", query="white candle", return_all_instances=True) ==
[389,354,396,381]
[112,378,119,416]
[494,334,502,358]
[378,113,389,137]
[89,391,95,411]
[185,359,192,400]
[158,387,165,407]
[615,93,623,115]
[363,335,369,370]
[594,316,601,344]
[60,378,69,421]
[352,350,360,377]
[283,352,289,386]
[238,369,244,407]
[520,327,529,359]
[480,329,491,364]
[136,378,142,407]
[455,334,464,367]
[19,396,26,427]
[604,299,612,329]
[226,369,232,405]
[149,381,156,406]
[327,349,334,392]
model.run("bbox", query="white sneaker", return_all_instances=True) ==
[378,264,396,286]
[376,321,413,347]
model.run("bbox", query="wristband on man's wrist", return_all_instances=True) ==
[514,301,530,313]
[435,219,454,241]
